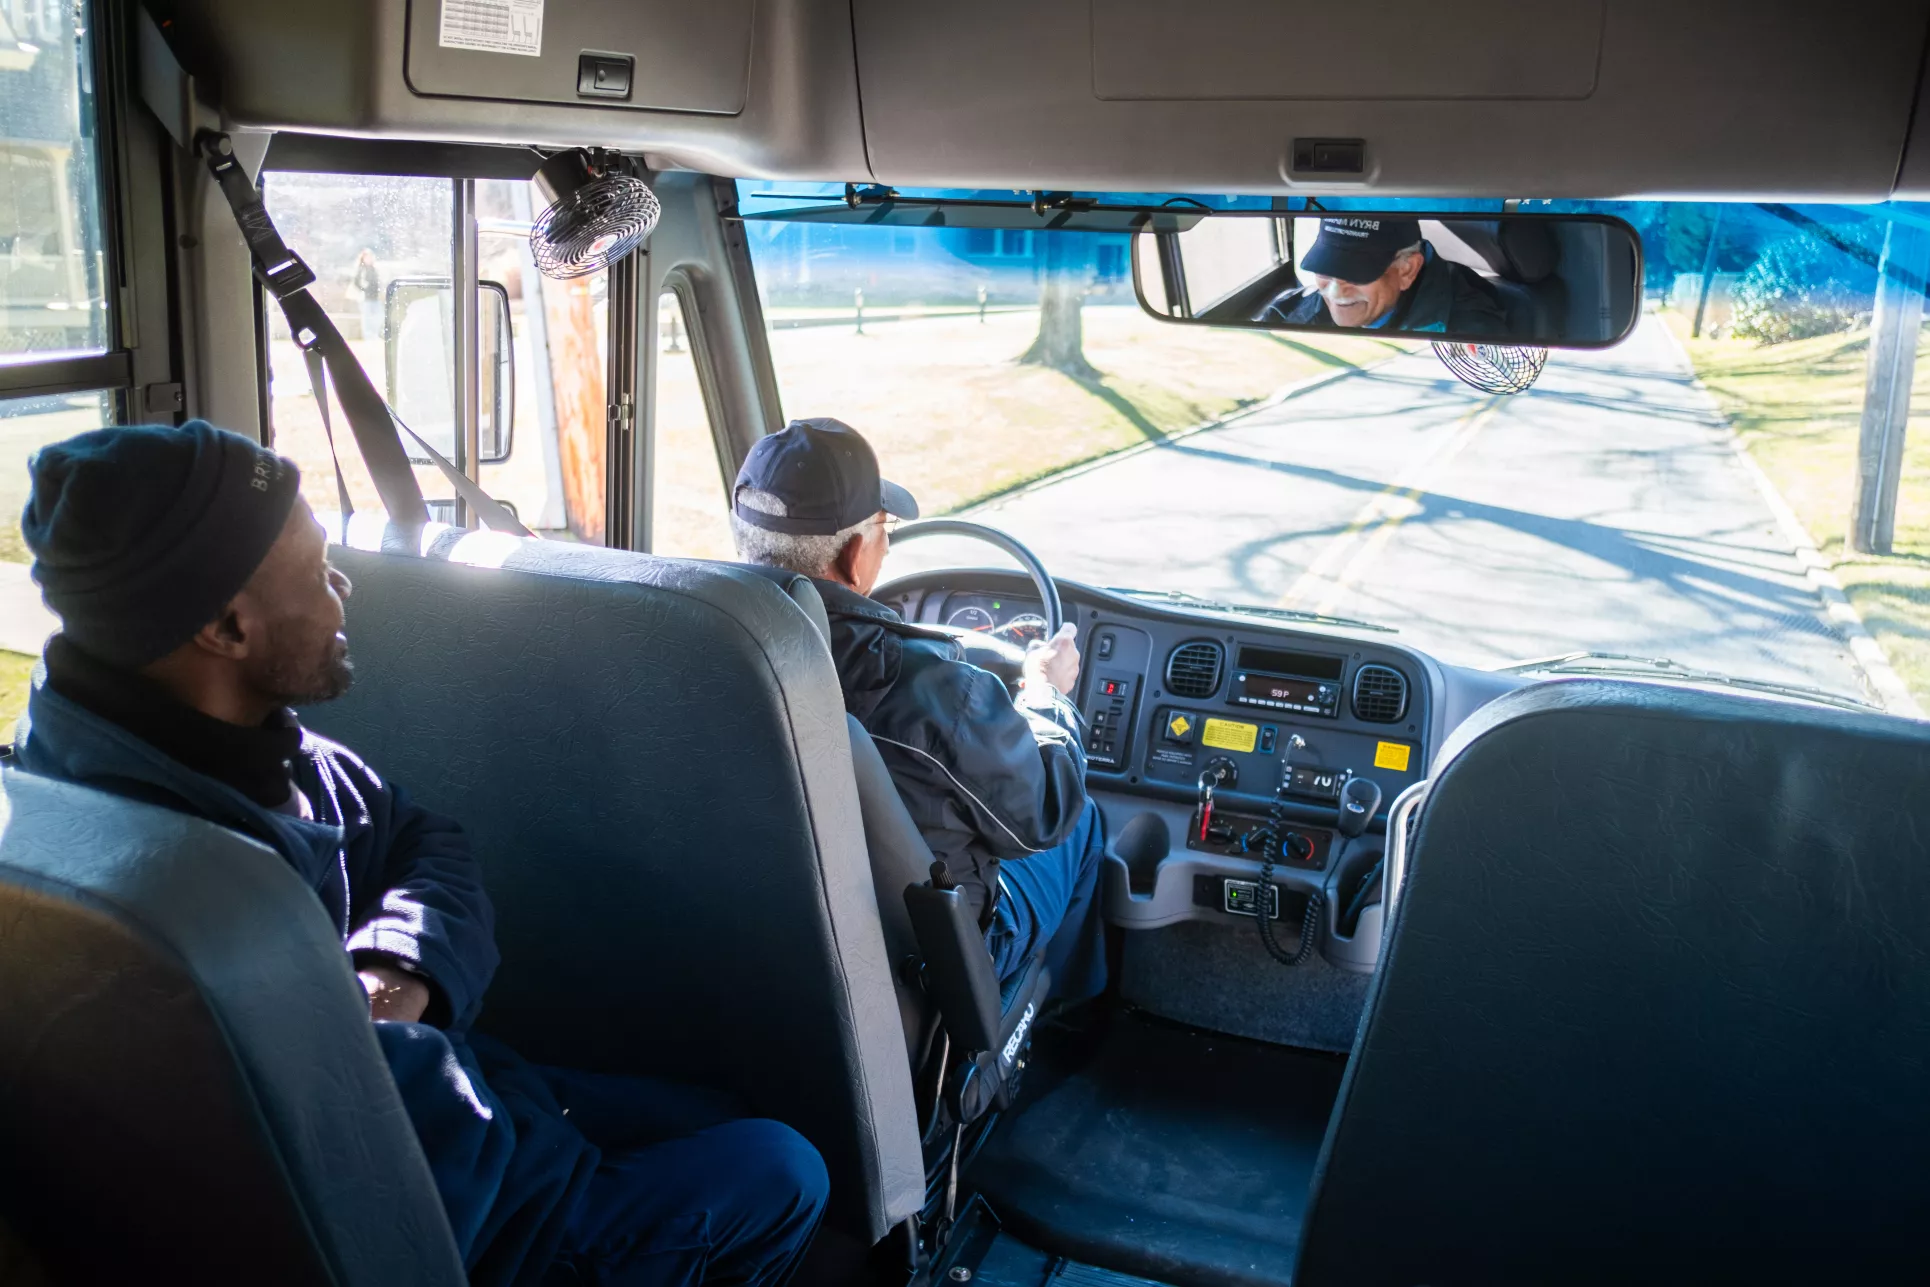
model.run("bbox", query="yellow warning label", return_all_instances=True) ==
[1167,714,1193,739]
[1374,741,1413,772]
[1201,718,1258,753]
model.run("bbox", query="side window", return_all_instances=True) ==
[261,174,454,523]
[0,0,108,360]
[262,173,609,542]
[475,178,607,542]
[3,0,117,717]
[649,290,733,559]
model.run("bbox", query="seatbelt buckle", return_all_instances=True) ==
[255,251,317,298]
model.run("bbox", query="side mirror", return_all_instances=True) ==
[383,277,515,463]
[1133,212,1642,349]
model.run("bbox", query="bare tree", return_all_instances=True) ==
[1019,234,1100,380]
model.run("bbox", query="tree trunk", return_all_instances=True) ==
[542,275,607,545]
[1020,236,1100,380]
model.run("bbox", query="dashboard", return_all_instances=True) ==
[875,568,1526,970]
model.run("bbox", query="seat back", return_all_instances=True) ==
[1297,680,1930,1285]
[0,770,463,1286]
[311,531,922,1241]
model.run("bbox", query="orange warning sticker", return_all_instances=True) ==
[1374,741,1413,772]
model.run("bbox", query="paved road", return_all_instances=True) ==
[894,316,1872,702]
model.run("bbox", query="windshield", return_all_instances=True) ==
[741,187,1929,717]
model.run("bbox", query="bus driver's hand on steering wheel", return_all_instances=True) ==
[1022,622,1081,696]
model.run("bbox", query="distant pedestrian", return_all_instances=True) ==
[350,249,382,341]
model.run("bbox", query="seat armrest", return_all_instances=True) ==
[904,885,1004,1055]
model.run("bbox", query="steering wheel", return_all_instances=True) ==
[887,519,1064,693]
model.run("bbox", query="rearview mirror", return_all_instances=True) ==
[1134,212,1641,348]
[383,278,515,463]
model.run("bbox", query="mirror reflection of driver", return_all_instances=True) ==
[728,419,1108,1007]
[1256,217,1507,336]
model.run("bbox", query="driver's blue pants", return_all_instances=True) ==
[985,798,1108,1004]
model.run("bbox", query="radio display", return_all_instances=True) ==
[1235,671,1339,717]
[1236,646,1344,681]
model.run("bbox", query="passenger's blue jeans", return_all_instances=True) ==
[984,798,1109,1004]
[539,1069,828,1287]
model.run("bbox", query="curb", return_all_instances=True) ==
[1721,429,1924,719]
[1662,327,1923,719]
[960,353,1403,515]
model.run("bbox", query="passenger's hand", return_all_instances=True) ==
[359,962,432,1024]
[1022,622,1081,695]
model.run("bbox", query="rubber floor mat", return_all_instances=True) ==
[966,1014,1345,1287]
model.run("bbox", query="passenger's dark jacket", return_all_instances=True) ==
[12,666,596,1287]
[817,580,1088,925]
[1257,250,1508,336]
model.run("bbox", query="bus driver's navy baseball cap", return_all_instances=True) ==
[732,417,920,535]
[1300,217,1425,285]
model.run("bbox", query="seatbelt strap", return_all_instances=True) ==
[300,345,356,524]
[199,131,532,538]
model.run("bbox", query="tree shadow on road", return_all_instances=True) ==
[1152,436,1847,660]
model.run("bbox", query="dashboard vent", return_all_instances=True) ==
[1352,664,1409,723]
[1165,641,1225,698]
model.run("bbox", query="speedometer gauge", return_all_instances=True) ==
[947,605,996,631]
[1002,613,1048,643]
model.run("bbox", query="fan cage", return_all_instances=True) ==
[1431,342,1549,395]
[531,173,662,281]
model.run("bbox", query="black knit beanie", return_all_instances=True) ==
[20,421,302,668]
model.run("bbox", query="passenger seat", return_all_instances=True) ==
[0,769,466,1285]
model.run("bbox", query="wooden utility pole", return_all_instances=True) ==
[1851,220,1929,555]
[1692,206,1724,338]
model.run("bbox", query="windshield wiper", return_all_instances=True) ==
[1107,587,1397,633]
[1496,651,1880,714]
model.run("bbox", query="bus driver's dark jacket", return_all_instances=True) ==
[815,580,1089,926]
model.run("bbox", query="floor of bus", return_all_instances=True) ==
[957,1009,1347,1287]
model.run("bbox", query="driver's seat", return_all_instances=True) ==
[741,567,1053,1242]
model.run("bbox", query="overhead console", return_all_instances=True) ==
[850,0,1930,199]
[404,0,755,115]
[158,0,1930,198]
[156,0,868,178]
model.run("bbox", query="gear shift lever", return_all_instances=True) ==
[1337,776,1382,839]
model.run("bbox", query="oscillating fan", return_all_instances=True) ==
[529,148,661,280]
[1432,342,1549,395]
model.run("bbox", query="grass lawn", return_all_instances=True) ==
[759,304,1411,519]
[1,650,34,737]
[1663,310,1930,708]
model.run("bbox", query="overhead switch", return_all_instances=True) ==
[577,53,635,100]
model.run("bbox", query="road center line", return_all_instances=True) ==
[1279,396,1503,612]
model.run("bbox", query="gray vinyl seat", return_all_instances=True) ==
[0,769,466,1286]
[313,526,923,1243]
[1296,679,1930,1285]
[735,564,1032,1077]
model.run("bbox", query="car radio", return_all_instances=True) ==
[1227,644,1342,719]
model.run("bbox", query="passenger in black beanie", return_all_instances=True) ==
[11,421,827,1287]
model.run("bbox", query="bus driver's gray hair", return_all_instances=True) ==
[729,488,874,578]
